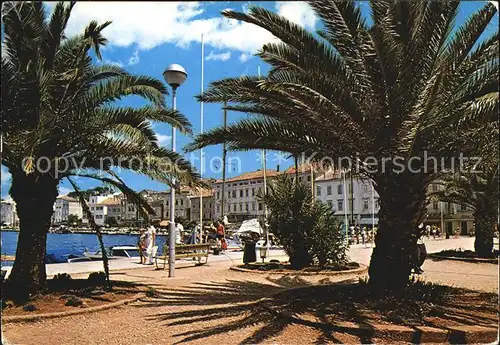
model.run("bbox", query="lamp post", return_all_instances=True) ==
[163,63,187,278]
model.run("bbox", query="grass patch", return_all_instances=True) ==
[435,248,499,259]
[240,261,360,272]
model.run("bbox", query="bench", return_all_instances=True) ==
[155,243,210,269]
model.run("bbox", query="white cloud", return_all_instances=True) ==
[490,1,499,10]
[275,2,316,29]
[103,59,124,67]
[239,53,253,63]
[205,51,231,61]
[50,1,316,54]
[1,168,11,185]
[58,186,73,196]
[156,134,172,146]
[128,50,140,65]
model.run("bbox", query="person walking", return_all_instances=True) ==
[216,220,225,248]
[413,224,427,274]
[144,224,157,265]
[137,228,147,264]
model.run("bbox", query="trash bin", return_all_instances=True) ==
[243,242,257,264]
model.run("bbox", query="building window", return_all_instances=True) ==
[432,184,438,192]
[228,191,231,198]
[217,205,220,212]
[232,191,236,198]
[327,186,332,195]
[181,200,184,206]
[239,204,243,211]
[327,200,333,208]
[245,204,249,211]
[298,176,302,182]
[363,199,369,211]
[245,189,249,197]
[316,186,321,196]
[307,175,311,182]
[252,188,255,196]
[258,203,263,211]
[176,200,178,206]
[363,184,369,193]
[227,204,231,212]
[433,201,438,210]
[252,203,256,211]
[337,200,343,211]
[240,190,243,198]
[338,185,343,195]
[217,192,220,199]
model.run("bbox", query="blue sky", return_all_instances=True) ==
[1,1,498,198]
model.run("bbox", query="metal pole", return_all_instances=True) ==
[350,171,354,226]
[440,201,444,238]
[258,65,270,255]
[168,88,177,278]
[371,179,375,247]
[343,170,349,246]
[199,33,204,238]
[310,164,314,201]
[221,101,227,219]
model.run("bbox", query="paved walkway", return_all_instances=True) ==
[3,237,498,345]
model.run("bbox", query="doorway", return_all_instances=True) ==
[460,221,468,235]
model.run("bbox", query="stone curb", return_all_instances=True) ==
[2,293,143,323]
[230,264,368,276]
[429,253,498,264]
[278,319,498,344]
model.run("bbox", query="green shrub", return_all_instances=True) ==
[259,174,348,269]
[87,271,107,286]
[51,273,73,291]
[146,287,158,298]
[23,303,38,312]
[64,296,83,307]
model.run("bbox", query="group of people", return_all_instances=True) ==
[137,225,157,265]
[349,226,376,246]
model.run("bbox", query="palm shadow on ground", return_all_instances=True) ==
[135,276,498,344]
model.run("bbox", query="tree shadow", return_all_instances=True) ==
[136,276,378,344]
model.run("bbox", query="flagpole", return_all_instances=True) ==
[258,65,269,256]
[371,179,375,247]
[343,169,349,246]
[199,33,204,242]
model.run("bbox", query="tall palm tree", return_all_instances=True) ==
[187,1,498,291]
[1,1,199,298]
[429,127,499,257]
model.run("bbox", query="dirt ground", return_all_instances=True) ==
[3,257,498,345]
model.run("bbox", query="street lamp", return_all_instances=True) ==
[163,63,187,278]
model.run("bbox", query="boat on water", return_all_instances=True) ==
[67,245,140,263]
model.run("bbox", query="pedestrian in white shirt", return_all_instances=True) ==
[144,225,157,265]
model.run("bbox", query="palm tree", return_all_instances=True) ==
[1,1,199,298]
[429,131,499,257]
[187,1,498,291]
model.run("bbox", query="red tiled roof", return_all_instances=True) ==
[284,162,324,175]
[97,197,122,206]
[57,195,78,202]
[213,169,279,184]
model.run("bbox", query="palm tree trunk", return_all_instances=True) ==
[368,173,428,293]
[474,204,496,257]
[6,173,59,299]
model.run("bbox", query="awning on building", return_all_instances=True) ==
[359,218,378,225]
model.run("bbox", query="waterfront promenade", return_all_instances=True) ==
[3,237,498,345]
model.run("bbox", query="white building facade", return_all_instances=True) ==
[52,195,83,224]
[1,200,18,226]
[212,170,279,222]
[315,170,380,227]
